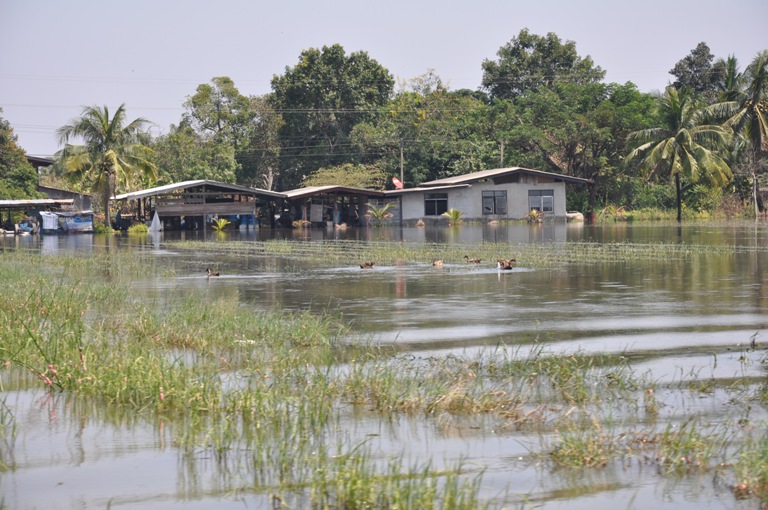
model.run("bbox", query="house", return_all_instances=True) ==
[37,185,92,211]
[384,167,590,225]
[113,180,284,231]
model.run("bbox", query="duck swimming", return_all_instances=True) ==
[360,262,375,269]
[464,255,481,264]
[432,259,444,266]
[206,267,220,277]
[496,259,516,270]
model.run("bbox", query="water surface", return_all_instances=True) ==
[2,221,768,509]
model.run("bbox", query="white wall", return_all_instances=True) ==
[399,181,569,223]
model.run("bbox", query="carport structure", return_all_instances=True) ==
[0,198,75,233]
[282,185,386,227]
[113,180,284,231]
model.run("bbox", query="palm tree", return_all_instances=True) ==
[56,104,157,228]
[626,87,732,222]
[441,208,464,226]
[366,202,395,224]
[710,51,768,218]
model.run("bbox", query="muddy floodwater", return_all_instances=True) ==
[2,221,768,509]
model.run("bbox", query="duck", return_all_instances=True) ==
[496,259,516,270]
[432,259,444,267]
[206,267,220,277]
[360,262,375,269]
[464,255,481,264]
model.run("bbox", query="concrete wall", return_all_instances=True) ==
[399,181,569,224]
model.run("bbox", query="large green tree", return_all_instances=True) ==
[627,87,732,222]
[238,94,284,190]
[152,123,239,183]
[508,82,655,212]
[56,104,157,227]
[0,109,41,199]
[270,44,395,189]
[352,71,494,187]
[481,28,605,100]
[182,76,253,149]
[669,42,726,102]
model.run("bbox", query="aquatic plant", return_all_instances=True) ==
[732,431,768,502]
[526,209,543,224]
[367,202,395,224]
[211,217,231,232]
[441,208,464,225]
[653,420,723,474]
[3,247,768,507]
[127,222,148,234]
[548,419,615,468]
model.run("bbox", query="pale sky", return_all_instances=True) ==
[1,0,766,157]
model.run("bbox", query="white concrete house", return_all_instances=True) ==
[384,167,590,225]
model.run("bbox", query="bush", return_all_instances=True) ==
[127,223,148,234]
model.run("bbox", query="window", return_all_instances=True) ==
[424,193,448,216]
[528,189,554,213]
[482,190,507,214]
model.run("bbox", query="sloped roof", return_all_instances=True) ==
[0,199,74,209]
[113,180,284,200]
[419,167,591,187]
[283,185,386,200]
[26,155,55,168]
[383,184,470,195]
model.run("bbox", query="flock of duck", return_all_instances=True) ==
[361,255,517,270]
[207,256,517,277]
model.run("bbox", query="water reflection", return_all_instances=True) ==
[19,221,768,253]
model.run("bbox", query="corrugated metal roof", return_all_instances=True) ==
[113,180,284,200]
[419,167,591,187]
[0,199,74,208]
[283,185,386,199]
[383,184,470,195]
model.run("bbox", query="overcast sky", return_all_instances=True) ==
[1,0,766,157]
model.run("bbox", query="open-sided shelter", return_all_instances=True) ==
[282,185,387,227]
[113,180,284,231]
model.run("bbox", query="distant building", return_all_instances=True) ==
[25,155,93,211]
[384,167,590,225]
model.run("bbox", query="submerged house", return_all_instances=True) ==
[282,185,386,227]
[113,180,284,231]
[385,167,590,225]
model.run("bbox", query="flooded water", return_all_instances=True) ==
[2,222,768,509]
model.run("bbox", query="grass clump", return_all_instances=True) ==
[548,420,615,468]
[127,222,148,234]
[731,431,768,502]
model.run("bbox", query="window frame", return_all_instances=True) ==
[424,192,448,216]
[482,190,507,215]
[528,189,555,213]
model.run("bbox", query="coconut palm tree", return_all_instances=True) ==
[56,104,157,228]
[626,87,732,222]
[721,51,768,150]
[709,51,768,217]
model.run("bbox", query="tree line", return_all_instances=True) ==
[2,30,767,225]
